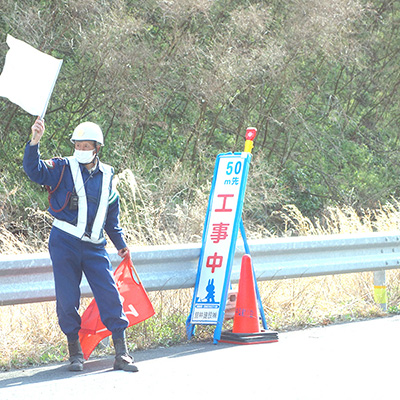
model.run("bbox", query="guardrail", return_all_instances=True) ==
[1,231,400,307]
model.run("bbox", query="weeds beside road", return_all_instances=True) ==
[2,199,400,370]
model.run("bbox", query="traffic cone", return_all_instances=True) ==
[232,254,260,333]
[220,254,278,345]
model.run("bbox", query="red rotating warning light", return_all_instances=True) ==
[245,127,257,141]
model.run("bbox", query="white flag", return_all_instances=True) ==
[0,35,63,118]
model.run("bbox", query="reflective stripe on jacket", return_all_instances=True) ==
[52,156,112,242]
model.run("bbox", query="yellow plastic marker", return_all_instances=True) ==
[374,285,388,304]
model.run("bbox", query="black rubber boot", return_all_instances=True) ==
[68,340,84,371]
[113,337,138,372]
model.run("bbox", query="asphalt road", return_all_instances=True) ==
[1,316,399,400]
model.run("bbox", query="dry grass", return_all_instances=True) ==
[2,169,400,370]
[0,302,65,368]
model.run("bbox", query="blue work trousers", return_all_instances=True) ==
[48,227,128,342]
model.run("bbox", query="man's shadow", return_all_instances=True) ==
[0,340,235,389]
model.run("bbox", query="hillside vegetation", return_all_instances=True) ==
[2,0,400,369]
[1,0,400,243]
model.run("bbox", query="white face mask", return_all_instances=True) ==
[73,149,96,164]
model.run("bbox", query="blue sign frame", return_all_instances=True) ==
[186,152,252,343]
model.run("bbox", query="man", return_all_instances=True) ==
[23,117,138,372]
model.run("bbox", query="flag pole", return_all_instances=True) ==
[40,58,63,119]
[127,251,142,284]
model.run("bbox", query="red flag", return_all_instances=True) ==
[79,253,155,360]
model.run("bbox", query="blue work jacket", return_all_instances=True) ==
[23,142,127,250]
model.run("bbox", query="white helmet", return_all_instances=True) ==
[70,122,104,145]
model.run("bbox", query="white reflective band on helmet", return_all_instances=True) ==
[52,157,112,241]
